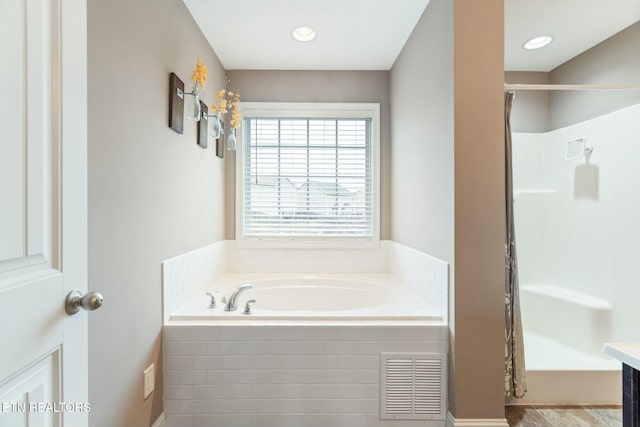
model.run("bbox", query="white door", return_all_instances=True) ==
[0,0,88,426]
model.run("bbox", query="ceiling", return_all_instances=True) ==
[182,0,430,70]
[183,0,640,72]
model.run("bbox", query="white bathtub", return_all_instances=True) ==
[170,274,442,321]
[162,244,450,426]
[164,272,448,427]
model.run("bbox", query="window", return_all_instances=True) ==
[236,103,380,245]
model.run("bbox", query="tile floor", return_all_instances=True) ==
[506,406,622,427]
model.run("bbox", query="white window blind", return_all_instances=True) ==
[242,117,373,240]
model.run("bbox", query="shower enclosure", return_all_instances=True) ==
[508,85,640,404]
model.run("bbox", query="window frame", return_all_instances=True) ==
[235,102,381,248]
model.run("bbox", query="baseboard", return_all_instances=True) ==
[510,370,621,405]
[447,411,509,427]
[151,412,166,427]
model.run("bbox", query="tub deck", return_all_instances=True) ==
[170,273,444,322]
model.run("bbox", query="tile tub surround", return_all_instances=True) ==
[162,241,227,322]
[162,241,449,426]
[162,240,449,320]
[389,241,449,321]
[163,323,448,427]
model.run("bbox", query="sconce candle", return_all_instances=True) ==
[186,85,201,121]
[209,112,222,138]
[227,128,237,151]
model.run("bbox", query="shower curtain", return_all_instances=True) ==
[504,92,527,399]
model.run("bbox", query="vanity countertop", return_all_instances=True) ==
[604,343,640,370]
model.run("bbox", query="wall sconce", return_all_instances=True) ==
[179,86,201,121]
[201,112,235,151]
[215,121,225,159]
[168,59,207,133]
[197,101,208,149]
[209,76,240,152]
[168,73,185,133]
[168,72,204,133]
[208,113,222,139]
[167,64,237,152]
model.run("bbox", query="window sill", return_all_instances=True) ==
[233,238,381,250]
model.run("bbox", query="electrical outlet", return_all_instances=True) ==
[143,364,154,399]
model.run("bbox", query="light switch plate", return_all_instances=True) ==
[143,364,154,399]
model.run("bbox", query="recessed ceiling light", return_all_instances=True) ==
[292,26,316,42]
[523,36,553,50]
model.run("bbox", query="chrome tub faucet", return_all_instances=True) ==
[225,284,253,311]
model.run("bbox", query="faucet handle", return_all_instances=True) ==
[243,300,256,315]
[205,292,216,309]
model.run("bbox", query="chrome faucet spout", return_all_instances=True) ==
[225,284,253,311]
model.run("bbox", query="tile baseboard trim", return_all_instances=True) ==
[447,412,509,427]
[151,412,166,427]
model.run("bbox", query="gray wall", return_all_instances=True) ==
[85,0,507,423]
[223,70,391,240]
[390,0,454,264]
[87,0,225,425]
[505,22,640,133]
[505,71,550,132]
[390,0,505,419]
[452,0,505,418]
[550,21,640,129]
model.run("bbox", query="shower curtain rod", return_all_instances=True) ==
[504,83,640,91]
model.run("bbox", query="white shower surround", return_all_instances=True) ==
[512,101,640,404]
[161,240,449,427]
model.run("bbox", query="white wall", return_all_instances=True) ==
[513,102,640,344]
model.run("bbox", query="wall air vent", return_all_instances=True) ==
[380,353,447,421]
